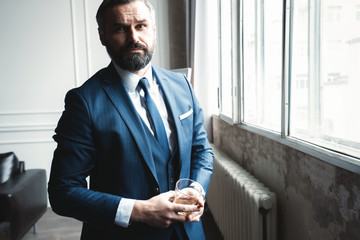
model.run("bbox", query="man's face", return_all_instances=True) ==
[99,1,156,72]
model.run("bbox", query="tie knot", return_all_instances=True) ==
[138,78,149,93]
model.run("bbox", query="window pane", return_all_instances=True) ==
[290,0,360,158]
[243,0,282,131]
[219,0,233,117]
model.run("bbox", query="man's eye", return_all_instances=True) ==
[136,24,146,29]
[115,26,127,32]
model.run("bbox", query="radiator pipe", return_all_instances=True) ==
[259,207,269,240]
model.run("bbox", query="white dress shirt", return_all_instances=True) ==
[112,63,175,227]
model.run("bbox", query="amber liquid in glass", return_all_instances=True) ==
[174,198,197,215]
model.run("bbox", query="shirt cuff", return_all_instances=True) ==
[114,198,136,228]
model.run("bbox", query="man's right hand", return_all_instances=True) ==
[130,191,201,228]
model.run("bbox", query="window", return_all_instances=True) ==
[242,0,283,131]
[290,0,360,158]
[218,0,360,170]
[218,0,233,118]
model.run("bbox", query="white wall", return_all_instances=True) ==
[0,0,169,180]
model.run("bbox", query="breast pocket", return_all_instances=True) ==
[178,108,194,146]
[178,110,193,140]
[179,108,193,122]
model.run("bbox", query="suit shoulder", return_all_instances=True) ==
[153,67,187,79]
[153,66,191,88]
[68,65,112,96]
[79,67,108,90]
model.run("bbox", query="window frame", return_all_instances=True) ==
[218,0,360,174]
[218,0,240,124]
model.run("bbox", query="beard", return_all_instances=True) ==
[106,42,153,72]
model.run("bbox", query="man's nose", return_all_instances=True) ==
[128,27,140,43]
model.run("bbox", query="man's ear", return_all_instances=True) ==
[153,22,156,35]
[98,27,106,46]
[153,23,157,42]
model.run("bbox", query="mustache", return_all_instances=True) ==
[127,42,148,51]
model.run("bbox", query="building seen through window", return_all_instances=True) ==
[291,0,360,158]
[218,0,360,159]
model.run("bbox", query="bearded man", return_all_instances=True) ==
[48,0,213,239]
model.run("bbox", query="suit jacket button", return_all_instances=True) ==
[154,187,160,194]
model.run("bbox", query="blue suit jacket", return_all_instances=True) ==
[48,63,214,239]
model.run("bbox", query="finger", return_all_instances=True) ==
[186,212,201,222]
[175,211,202,223]
[173,203,200,213]
[189,207,204,221]
[165,190,176,201]
[168,190,175,195]
[195,197,205,207]
[157,190,176,202]
[188,207,203,217]
[161,190,175,198]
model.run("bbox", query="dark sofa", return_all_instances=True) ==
[0,152,47,240]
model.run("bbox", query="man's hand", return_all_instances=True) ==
[184,194,205,222]
[174,187,205,222]
[130,191,204,228]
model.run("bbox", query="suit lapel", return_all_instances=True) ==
[102,64,159,184]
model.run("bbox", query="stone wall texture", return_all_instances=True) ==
[212,116,360,240]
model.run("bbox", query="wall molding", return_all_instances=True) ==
[0,139,55,145]
[0,111,61,127]
[70,0,80,87]
[0,110,62,116]
[0,123,56,133]
[0,110,60,145]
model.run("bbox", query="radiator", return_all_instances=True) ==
[207,146,277,240]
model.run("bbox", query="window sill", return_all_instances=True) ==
[233,122,360,175]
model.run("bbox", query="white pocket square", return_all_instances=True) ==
[179,109,193,120]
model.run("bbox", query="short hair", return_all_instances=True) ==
[96,0,155,30]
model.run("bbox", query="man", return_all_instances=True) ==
[48,0,213,239]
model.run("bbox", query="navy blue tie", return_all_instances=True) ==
[138,78,170,157]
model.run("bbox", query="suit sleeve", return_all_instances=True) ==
[48,89,121,227]
[186,79,214,194]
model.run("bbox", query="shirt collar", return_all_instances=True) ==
[113,62,153,92]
